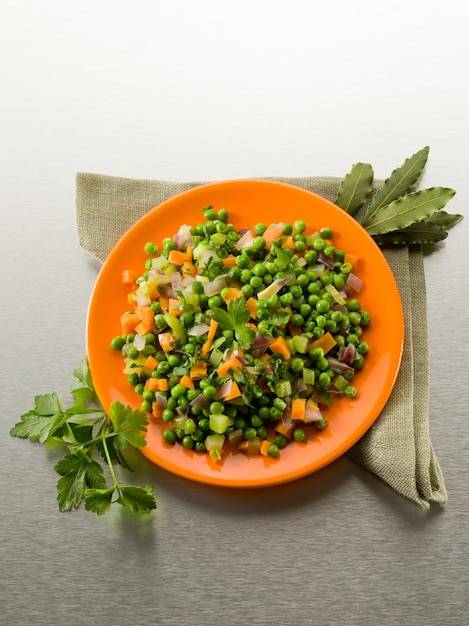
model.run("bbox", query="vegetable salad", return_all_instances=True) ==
[111,207,370,461]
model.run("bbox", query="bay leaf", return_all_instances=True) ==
[362,146,429,222]
[372,221,448,245]
[425,209,464,229]
[335,162,374,217]
[362,186,456,236]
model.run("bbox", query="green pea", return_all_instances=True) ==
[294,220,306,233]
[161,408,174,422]
[252,237,266,251]
[320,227,333,239]
[111,336,125,351]
[144,242,158,255]
[250,276,263,289]
[244,427,257,440]
[291,313,304,326]
[141,400,152,412]
[209,400,224,414]
[128,346,139,360]
[208,295,223,308]
[191,280,204,294]
[171,383,187,399]
[313,238,326,251]
[344,385,357,398]
[202,385,217,400]
[282,223,293,235]
[267,443,279,457]
[251,415,264,428]
[236,254,250,268]
[290,357,305,373]
[182,435,195,449]
[293,427,306,442]
[218,209,229,222]
[254,222,267,235]
[361,311,371,325]
[162,428,176,444]
[242,284,254,298]
[304,250,318,264]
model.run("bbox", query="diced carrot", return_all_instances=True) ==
[180,374,195,389]
[222,255,237,267]
[344,253,359,269]
[269,335,291,360]
[223,287,243,304]
[145,377,168,392]
[282,235,295,249]
[151,401,164,419]
[221,380,241,401]
[308,331,337,355]
[274,421,294,438]
[158,295,169,312]
[216,356,244,378]
[168,298,184,316]
[127,293,137,309]
[294,398,320,422]
[143,355,159,375]
[168,249,192,265]
[260,439,272,456]
[237,438,261,455]
[290,398,306,421]
[201,319,219,357]
[122,269,138,285]
[246,297,257,319]
[135,320,153,336]
[181,261,197,277]
[136,305,155,327]
[190,361,208,379]
[158,332,175,352]
[120,312,140,336]
[262,223,284,248]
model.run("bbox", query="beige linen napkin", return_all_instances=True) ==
[76,173,447,509]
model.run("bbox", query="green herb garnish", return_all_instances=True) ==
[211,295,256,350]
[10,358,156,516]
[336,146,463,243]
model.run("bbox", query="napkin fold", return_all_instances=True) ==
[76,173,447,509]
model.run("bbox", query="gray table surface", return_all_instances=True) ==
[1,2,468,625]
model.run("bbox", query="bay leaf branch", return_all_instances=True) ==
[335,162,374,217]
[361,186,456,236]
[371,221,448,245]
[362,146,429,222]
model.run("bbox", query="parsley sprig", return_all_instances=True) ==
[211,295,255,350]
[10,358,156,516]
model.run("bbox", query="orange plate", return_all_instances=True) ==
[86,180,404,488]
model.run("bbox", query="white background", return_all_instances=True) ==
[1,2,468,625]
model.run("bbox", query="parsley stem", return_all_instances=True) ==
[100,435,122,495]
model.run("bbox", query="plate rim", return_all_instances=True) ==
[86,178,404,488]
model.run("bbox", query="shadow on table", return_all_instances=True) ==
[121,446,444,529]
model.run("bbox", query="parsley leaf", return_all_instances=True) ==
[109,402,148,449]
[212,296,255,349]
[10,358,157,517]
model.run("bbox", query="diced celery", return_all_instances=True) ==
[151,256,170,270]
[293,334,309,354]
[209,414,230,434]
[163,313,186,342]
[205,434,225,451]
[184,293,200,307]
[333,374,349,391]
[275,379,292,397]
[303,368,315,385]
